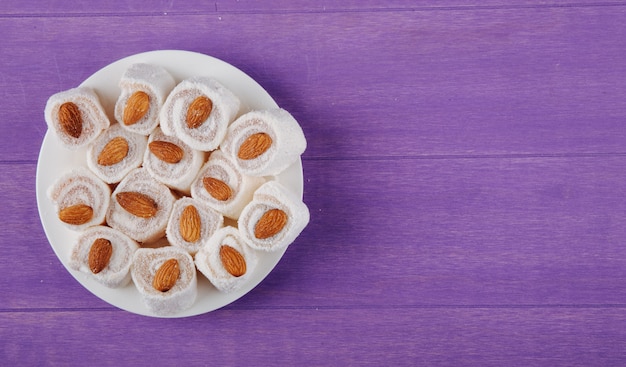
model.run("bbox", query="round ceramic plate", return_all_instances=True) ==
[35,50,303,317]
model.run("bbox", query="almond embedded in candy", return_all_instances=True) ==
[88,238,113,274]
[58,204,93,225]
[153,258,180,292]
[219,245,246,277]
[58,102,83,139]
[186,95,213,129]
[123,91,150,125]
[254,208,288,239]
[97,136,129,166]
[202,177,232,201]
[116,191,158,218]
[237,132,272,160]
[148,140,184,164]
[179,205,201,242]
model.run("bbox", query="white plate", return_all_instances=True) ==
[36,50,303,317]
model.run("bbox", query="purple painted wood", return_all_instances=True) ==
[2,6,626,161]
[298,157,626,306]
[2,308,626,366]
[4,1,621,15]
[5,157,626,309]
[2,1,626,366]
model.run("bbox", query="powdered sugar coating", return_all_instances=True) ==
[86,123,147,184]
[221,108,306,177]
[114,63,176,135]
[160,77,241,150]
[44,86,111,150]
[47,167,111,231]
[143,127,204,194]
[238,181,310,252]
[69,226,139,288]
[195,226,258,293]
[190,150,265,220]
[166,197,224,255]
[106,167,176,243]
[131,246,197,316]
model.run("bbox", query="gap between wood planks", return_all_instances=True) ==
[2,1,626,19]
[3,303,626,313]
[304,152,626,161]
[5,151,626,165]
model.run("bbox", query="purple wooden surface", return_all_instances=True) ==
[3,7,626,161]
[2,1,626,366]
[4,1,620,15]
[3,308,626,366]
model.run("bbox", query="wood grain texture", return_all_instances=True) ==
[2,1,626,366]
[4,157,626,309]
[1,0,624,15]
[2,308,626,366]
[292,157,626,306]
[2,6,626,161]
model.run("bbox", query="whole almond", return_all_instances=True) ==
[148,140,184,164]
[153,258,180,292]
[58,102,83,138]
[97,136,129,166]
[179,205,201,242]
[202,177,232,201]
[88,238,113,274]
[123,91,150,125]
[254,208,288,239]
[58,204,93,225]
[220,245,246,277]
[186,95,213,129]
[116,191,158,218]
[238,132,272,160]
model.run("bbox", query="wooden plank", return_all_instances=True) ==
[278,156,626,307]
[2,1,623,16]
[2,307,626,366]
[2,7,626,161]
[0,164,104,309]
[6,156,626,309]
[216,0,626,13]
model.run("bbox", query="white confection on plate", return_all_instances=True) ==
[69,226,139,288]
[47,167,111,231]
[44,86,111,150]
[86,123,147,184]
[143,127,205,194]
[160,76,241,150]
[131,246,197,316]
[106,167,176,243]
[195,226,258,293]
[190,150,265,220]
[221,108,306,177]
[238,181,310,252]
[114,63,176,135]
[165,197,224,255]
